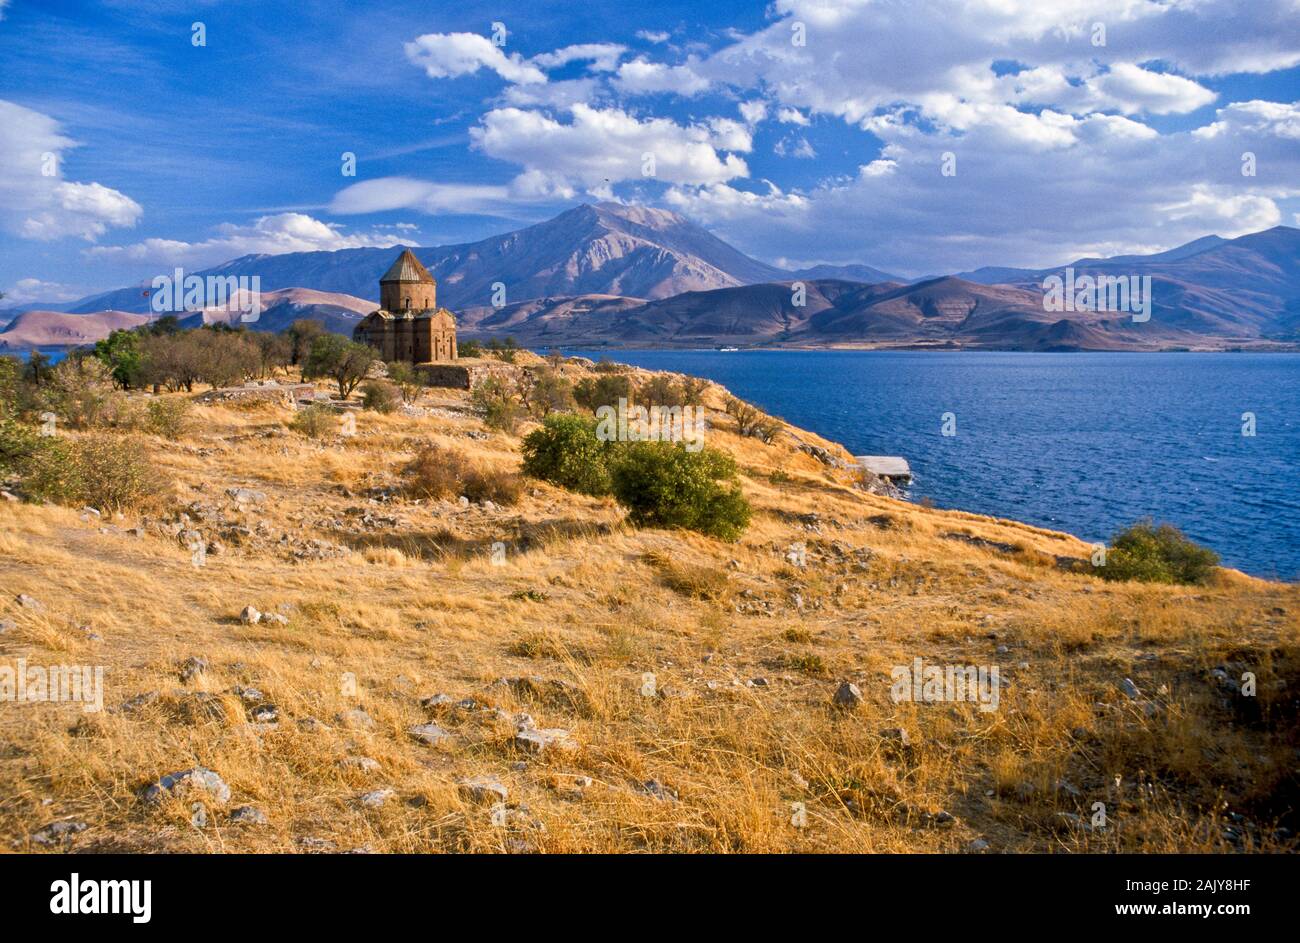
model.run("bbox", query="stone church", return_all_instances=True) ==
[353,249,458,363]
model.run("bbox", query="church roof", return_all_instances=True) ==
[380,248,435,284]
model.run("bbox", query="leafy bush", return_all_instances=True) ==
[457,339,483,359]
[144,397,191,439]
[0,356,21,419]
[520,413,615,496]
[0,418,42,478]
[1098,519,1219,585]
[610,441,751,540]
[360,380,400,414]
[289,403,337,438]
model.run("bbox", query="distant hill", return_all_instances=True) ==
[0,310,152,350]
[33,207,1300,352]
[67,203,804,315]
[177,287,375,335]
[458,276,1212,351]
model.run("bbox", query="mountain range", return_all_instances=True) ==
[3,202,1298,352]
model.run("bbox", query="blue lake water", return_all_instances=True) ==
[565,350,1300,580]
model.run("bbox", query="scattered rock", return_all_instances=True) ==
[420,693,454,709]
[249,704,279,723]
[641,779,678,802]
[832,681,864,708]
[339,756,381,773]
[968,838,990,852]
[880,727,911,747]
[178,656,209,683]
[458,776,508,804]
[15,594,42,611]
[408,723,452,746]
[229,805,268,826]
[1120,677,1141,700]
[337,708,375,730]
[239,605,261,625]
[513,727,577,755]
[226,488,267,505]
[747,677,770,688]
[0,619,15,634]
[31,820,88,846]
[358,788,394,809]
[142,767,231,805]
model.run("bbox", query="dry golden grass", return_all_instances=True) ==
[0,361,1296,854]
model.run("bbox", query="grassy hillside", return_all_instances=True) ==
[1,356,1295,853]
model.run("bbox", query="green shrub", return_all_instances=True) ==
[0,418,43,478]
[520,413,615,496]
[144,397,191,439]
[1098,518,1219,585]
[360,379,400,414]
[0,355,22,419]
[610,441,751,540]
[290,403,336,439]
[457,339,483,359]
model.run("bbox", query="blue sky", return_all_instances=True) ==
[1,0,1297,306]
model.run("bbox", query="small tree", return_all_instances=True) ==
[574,373,633,413]
[305,334,376,397]
[254,331,293,378]
[24,350,51,386]
[194,328,261,389]
[524,367,574,418]
[472,375,525,433]
[93,329,144,389]
[458,338,483,359]
[287,319,325,367]
[386,361,422,404]
[641,374,686,408]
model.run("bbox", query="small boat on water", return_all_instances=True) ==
[717,346,739,352]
